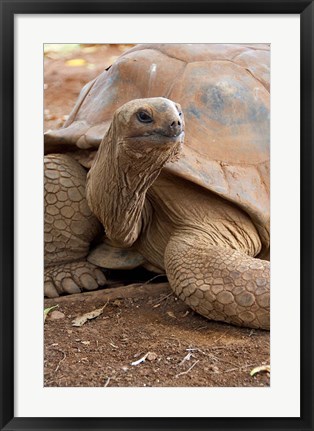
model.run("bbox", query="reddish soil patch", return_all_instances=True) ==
[45,282,270,387]
[44,45,270,388]
[44,44,133,131]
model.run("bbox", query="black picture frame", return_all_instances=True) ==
[0,1,313,430]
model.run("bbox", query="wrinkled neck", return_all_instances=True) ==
[86,127,165,247]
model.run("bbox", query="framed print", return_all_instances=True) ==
[0,1,313,430]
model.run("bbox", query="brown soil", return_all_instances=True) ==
[44,282,270,387]
[44,44,134,131]
[44,45,270,388]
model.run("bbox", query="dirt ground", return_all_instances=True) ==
[44,44,270,388]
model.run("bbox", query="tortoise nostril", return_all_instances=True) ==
[171,120,182,127]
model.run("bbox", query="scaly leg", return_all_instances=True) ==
[164,234,269,329]
[44,154,106,297]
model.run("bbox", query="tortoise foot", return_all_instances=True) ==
[165,235,270,330]
[44,260,107,297]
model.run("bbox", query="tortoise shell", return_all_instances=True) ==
[45,44,270,255]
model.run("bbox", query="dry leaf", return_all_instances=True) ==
[250,365,270,377]
[44,305,58,322]
[131,353,148,366]
[65,58,87,67]
[72,305,107,327]
[131,351,157,365]
[166,311,176,319]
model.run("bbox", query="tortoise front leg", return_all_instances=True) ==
[44,154,106,297]
[164,234,270,330]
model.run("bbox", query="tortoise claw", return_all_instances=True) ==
[44,281,59,298]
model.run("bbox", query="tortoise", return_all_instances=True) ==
[44,43,270,329]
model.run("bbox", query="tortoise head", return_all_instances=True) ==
[110,97,185,166]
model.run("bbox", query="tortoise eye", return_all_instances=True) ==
[175,105,182,117]
[137,111,153,123]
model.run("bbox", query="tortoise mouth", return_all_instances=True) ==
[126,130,185,141]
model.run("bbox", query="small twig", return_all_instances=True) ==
[185,347,240,368]
[223,363,256,374]
[175,360,199,378]
[110,342,119,349]
[104,377,111,387]
[209,345,239,350]
[195,326,207,331]
[209,353,239,368]
[158,292,173,301]
[211,330,230,345]
[54,350,66,373]
[179,352,193,366]
[46,375,68,386]
[152,292,173,308]
[186,347,215,358]
[143,274,167,286]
